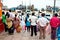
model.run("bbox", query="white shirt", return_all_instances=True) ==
[9,12,15,18]
[37,17,49,27]
[29,16,37,25]
[17,13,22,19]
[22,15,26,21]
[20,20,25,27]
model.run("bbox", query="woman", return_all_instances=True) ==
[13,14,21,33]
[25,14,31,32]
[6,14,14,35]
[2,12,7,32]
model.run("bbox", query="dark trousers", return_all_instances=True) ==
[27,26,30,32]
[3,23,8,32]
[51,27,56,40]
[8,26,14,35]
[31,25,37,36]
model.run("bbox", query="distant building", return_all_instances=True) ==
[16,5,26,10]
[16,5,26,12]
[46,6,52,12]
[46,6,60,12]
[2,6,8,10]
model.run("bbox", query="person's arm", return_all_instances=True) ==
[28,17,31,22]
[56,19,59,27]
[45,19,49,29]
[37,19,40,26]
[18,18,20,23]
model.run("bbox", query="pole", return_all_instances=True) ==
[54,0,56,14]
[22,0,23,12]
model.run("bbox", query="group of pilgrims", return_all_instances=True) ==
[2,9,60,40]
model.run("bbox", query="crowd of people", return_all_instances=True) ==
[2,10,60,40]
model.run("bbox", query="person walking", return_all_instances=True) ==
[6,14,14,35]
[37,13,49,39]
[9,9,15,19]
[25,14,31,32]
[56,13,60,40]
[13,14,21,33]
[21,13,26,31]
[50,13,59,40]
[2,11,7,32]
[29,12,37,36]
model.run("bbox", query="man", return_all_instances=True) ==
[50,13,59,40]
[29,12,37,36]
[9,9,15,19]
[37,13,49,39]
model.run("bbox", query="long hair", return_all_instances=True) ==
[7,14,10,18]
[27,14,29,17]
[6,12,9,16]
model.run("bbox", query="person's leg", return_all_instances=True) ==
[8,28,11,35]
[10,26,14,35]
[34,25,37,36]
[53,29,56,40]
[28,26,30,32]
[4,23,7,32]
[27,26,29,32]
[31,25,33,36]
[51,27,53,40]
[43,27,46,39]
[11,26,14,34]
[51,27,56,40]
[39,27,43,39]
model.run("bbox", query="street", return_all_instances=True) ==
[0,30,57,40]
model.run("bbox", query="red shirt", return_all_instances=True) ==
[50,17,59,28]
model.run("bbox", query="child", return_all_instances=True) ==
[20,19,26,32]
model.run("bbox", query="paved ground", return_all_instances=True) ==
[0,30,57,40]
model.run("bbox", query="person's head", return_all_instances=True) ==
[2,11,5,15]
[15,14,17,17]
[54,13,58,17]
[9,9,11,12]
[41,13,45,17]
[32,12,35,16]
[22,13,24,15]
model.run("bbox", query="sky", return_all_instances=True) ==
[2,0,60,10]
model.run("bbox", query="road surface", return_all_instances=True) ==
[0,30,57,40]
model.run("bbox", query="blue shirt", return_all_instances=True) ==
[57,26,60,37]
[26,16,31,27]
